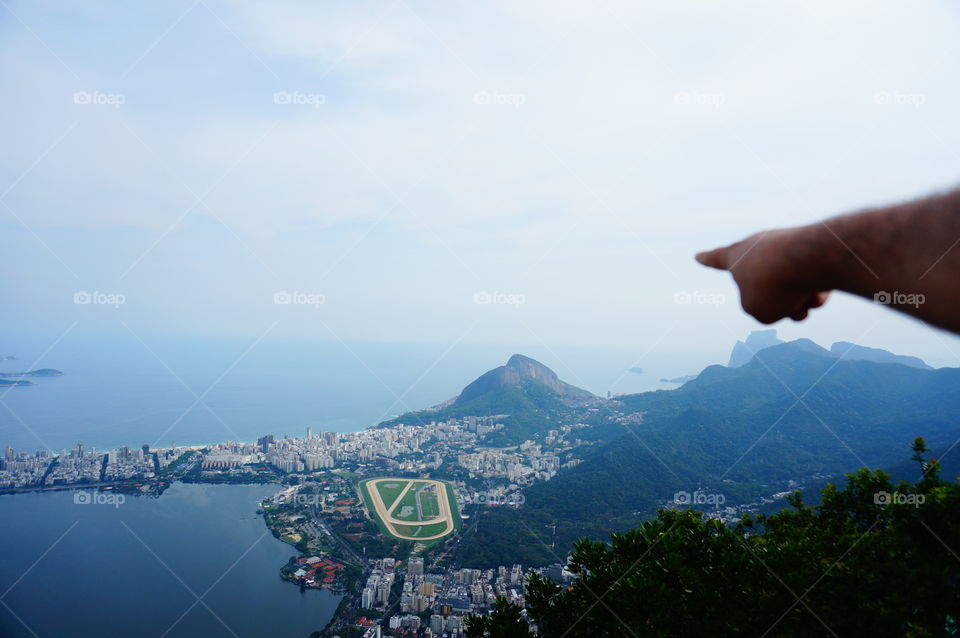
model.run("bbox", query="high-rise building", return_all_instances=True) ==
[257,435,274,454]
[430,615,444,633]
[4,446,13,461]
[377,581,391,606]
[408,557,424,576]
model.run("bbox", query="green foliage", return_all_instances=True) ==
[460,344,960,566]
[526,440,960,637]
[379,378,567,446]
[457,507,591,568]
[465,598,530,637]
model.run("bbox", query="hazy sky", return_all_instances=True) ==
[4,0,960,366]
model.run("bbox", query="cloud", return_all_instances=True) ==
[2,0,960,355]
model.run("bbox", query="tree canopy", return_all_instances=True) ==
[523,438,960,637]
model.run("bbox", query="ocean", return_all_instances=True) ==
[0,333,724,454]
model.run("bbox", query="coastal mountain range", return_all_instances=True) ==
[728,329,933,370]
[396,337,959,566]
[728,329,784,367]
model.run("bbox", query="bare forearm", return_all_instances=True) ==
[809,189,960,330]
[697,187,960,334]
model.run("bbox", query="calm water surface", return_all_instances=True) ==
[0,483,342,638]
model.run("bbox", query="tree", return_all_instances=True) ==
[526,439,960,637]
[465,598,530,637]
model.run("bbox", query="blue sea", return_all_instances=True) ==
[0,333,724,454]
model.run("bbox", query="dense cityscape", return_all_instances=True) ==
[0,415,588,492]
[0,415,596,637]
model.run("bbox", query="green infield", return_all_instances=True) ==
[374,480,406,511]
[360,477,459,542]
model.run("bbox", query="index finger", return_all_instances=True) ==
[695,247,730,270]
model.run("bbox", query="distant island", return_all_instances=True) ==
[628,366,644,374]
[0,369,64,378]
[659,374,696,384]
[0,379,36,387]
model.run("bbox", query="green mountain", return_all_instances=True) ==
[379,354,597,444]
[456,354,594,406]
[456,339,960,566]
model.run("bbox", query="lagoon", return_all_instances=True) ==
[0,483,341,638]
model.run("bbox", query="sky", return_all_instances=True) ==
[3,0,960,368]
